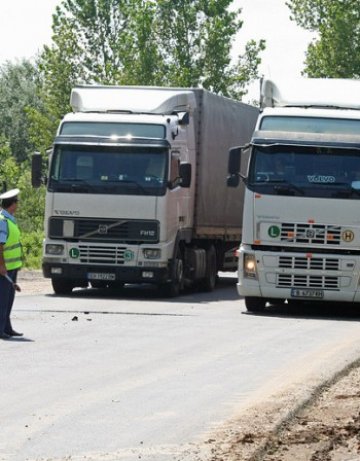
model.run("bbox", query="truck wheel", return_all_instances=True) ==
[52,278,74,295]
[163,251,184,297]
[245,296,266,312]
[201,245,217,292]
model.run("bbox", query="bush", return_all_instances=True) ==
[21,230,44,269]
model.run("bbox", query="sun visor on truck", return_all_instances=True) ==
[260,78,360,110]
[70,86,196,114]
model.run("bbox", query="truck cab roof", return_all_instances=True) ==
[71,86,197,114]
[261,78,360,110]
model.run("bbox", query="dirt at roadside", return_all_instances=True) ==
[16,271,360,461]
[260,366,360,461]
[195,364,360,461]
[16,269,52,295]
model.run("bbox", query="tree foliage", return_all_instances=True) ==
[43,0,264,92]
[0,137,45,268]
[287,0,360,78]
[0,60,42,162]
[30,0,265,153]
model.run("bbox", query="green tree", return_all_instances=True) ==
[0,137,45,268]
[157,0,265,97]
[0,136,20,189]
[287,0,360,77]
[31,0,265,153]
[0,60,42,162]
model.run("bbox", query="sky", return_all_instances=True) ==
[0,0,315,101]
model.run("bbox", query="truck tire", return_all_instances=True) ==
[52,278,74,295]
[200,245,217,292]
[162,250,184,297]
[245,296,266,312]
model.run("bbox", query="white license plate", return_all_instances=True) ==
[291,288,324,299]
[88,273,116,281]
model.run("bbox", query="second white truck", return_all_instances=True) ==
[228,78,360,311]
[33,86,258,295]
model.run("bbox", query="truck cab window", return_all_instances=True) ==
[76,156,94,179]
[249,145,360,199]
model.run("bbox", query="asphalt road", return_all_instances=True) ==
[2,276,360,461]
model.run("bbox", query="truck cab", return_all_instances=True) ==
[33,86,258,296]
[228,78,360,311]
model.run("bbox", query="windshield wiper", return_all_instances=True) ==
[60,178,94,192]
[117,179,148,194]
[326,182,360,198]
[266,179,305,196]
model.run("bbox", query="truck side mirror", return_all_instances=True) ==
[180,163,191,188]
[31,152,43,188]
[228,147,242,175]
[227,147,243,188]
[227,174,240,187]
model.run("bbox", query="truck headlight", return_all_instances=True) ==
[46,244,65,255]
[244,253,258,279]
[143,248,161,259]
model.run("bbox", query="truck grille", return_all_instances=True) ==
[280,223,341,245]
[50,217,159,242]
[279,256,339,271]
[78,245,128,264]
[277,274,339,289]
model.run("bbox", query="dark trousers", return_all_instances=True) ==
[0,269,18,334]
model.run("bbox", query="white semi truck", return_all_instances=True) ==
[32,86,258,295]
[227,78,360,311]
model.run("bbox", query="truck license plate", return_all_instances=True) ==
[88,273,116,281]
[291,288,324,299]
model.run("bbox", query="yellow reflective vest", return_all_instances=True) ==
[0,213,23,270]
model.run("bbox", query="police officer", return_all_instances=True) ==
[0,188,23,339]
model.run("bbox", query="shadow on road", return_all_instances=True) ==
[45,275,240,304]
[243,299,360,322]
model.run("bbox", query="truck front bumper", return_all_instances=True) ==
[43,262,170,284]
[237,245,360,303]
[237,283,360,303]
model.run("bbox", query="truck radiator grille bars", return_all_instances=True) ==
[280,223,341,245]
[78,245,128,264]
[261,254,354,291]
[277,274,339,289]
[279,256,339,271]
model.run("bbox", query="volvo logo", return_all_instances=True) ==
[305,229,316,239]
[98,225,108,234]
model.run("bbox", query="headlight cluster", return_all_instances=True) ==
[46,244,64,255]
[244,253,258,279]
[143,248,161,259]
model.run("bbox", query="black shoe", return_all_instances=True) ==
[6,330,23,337]
[0,333,11,339]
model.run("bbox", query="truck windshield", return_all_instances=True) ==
[48,145,168,196]
[248,145,360,199]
